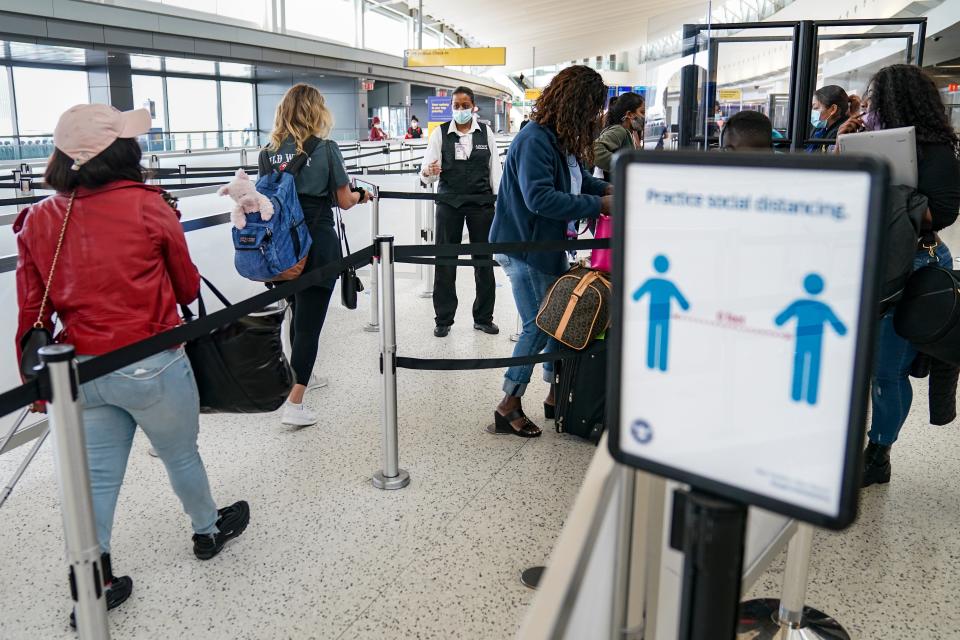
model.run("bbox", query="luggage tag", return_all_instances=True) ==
[454,142,468,161]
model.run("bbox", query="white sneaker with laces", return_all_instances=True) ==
[307,374,329,391]
[281,401,318,426]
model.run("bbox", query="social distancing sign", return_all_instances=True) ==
[608,152,886,529]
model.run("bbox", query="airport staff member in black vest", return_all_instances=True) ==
[421,86,502,338]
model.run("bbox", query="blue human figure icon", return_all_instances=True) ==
[632,255,690,372]
[774,273,847,405]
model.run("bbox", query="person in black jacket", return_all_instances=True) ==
[839,64,960,486]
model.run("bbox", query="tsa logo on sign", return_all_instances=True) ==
[631,420,653,445]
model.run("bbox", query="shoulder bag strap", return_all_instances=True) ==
[283,136,322,176]
[33,190,77,329]
[325,141,352,259]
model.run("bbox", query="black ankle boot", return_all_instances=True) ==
[862,441,892,487]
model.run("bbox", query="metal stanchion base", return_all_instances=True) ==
[737,599,850,639]
[372,469,410,490]
[363,323,380,333]
[418,290,433,298]
[509,333,521,343]
[520,566,545,590]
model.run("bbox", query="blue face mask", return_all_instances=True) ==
[811,109,824,128]
[453,109,473,125]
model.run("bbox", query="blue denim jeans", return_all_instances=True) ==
[78,348,219,553]
[868,243,953,446]
[497,254,559,397]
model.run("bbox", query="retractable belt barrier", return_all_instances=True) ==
[0,235,609,417]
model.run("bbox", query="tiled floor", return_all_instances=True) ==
[0,273,597,640]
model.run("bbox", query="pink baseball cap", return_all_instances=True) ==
[53,104,152,170]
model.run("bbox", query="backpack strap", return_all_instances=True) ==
[282,136,322,176]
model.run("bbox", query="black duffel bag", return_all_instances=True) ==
[893,265,960,366]
[182,277,294,413]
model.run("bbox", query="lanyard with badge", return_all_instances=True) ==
[454,138,469,161]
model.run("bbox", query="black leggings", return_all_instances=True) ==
[289,285,334,385]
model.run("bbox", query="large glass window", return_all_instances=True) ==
[285,0,356,46]
[132,74,166,131]
[365,8,408,57]
[0,67,14,137]
[12,67,89,136]
[143,0,268,27]
[220,81,256,147]
[166,77,218,149]
[165,57,216,75]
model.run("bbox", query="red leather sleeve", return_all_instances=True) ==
[147,194,200,305]
[14,229,51,362]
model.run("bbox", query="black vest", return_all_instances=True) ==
[439,121,492,208]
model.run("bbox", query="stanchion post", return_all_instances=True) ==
[147,154,158,185]
[39,344,111,640]
[372,235,410,490]
[240,148,248,168]
[737,522,849,639]
[17,177,33,213]
[364,196,381,332]
[416,178,434,298]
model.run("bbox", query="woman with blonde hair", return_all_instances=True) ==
[258,83,371,426]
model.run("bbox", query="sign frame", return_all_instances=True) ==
[404,47,506,67]
[607,150,888,530]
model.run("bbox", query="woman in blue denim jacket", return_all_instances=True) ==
[839,65,960,486]
[489,65,613,437]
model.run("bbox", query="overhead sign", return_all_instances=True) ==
[949,83,959,93]
[404,47,506,68]
[608,151,886,529]
[718,88,743,101]
[524,88,543,101]
[361,79,375,91]
[426,96,452,122]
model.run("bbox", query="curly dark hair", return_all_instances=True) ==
[866,64,959,153]
[605,92,645,128]
[532,65,607,164]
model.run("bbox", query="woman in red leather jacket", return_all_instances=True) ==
[14,104,249,624]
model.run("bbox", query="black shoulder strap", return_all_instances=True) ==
[283,136,322,176]
[325,141,353,259]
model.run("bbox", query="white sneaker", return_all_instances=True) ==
[281,401,318,426]
[307,374,329,391]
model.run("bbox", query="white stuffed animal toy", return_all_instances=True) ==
[218,168,274,230]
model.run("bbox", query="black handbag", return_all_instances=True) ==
[325,141,364,310]
[181,277,294,413]
[893,265,960,366]
[19,191,76,379]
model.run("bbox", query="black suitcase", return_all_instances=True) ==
[554,344,607,444]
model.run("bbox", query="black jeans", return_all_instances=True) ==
[289,212,338,385]
[433,203,496,327]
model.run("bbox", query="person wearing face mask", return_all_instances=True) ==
[421,86,502,338]
[405,115,423,139]
[593,92,645,181]
[805,85,848,152]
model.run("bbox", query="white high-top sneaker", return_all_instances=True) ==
[281,401,318,426]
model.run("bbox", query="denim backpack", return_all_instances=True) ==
[233,138,318,282]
